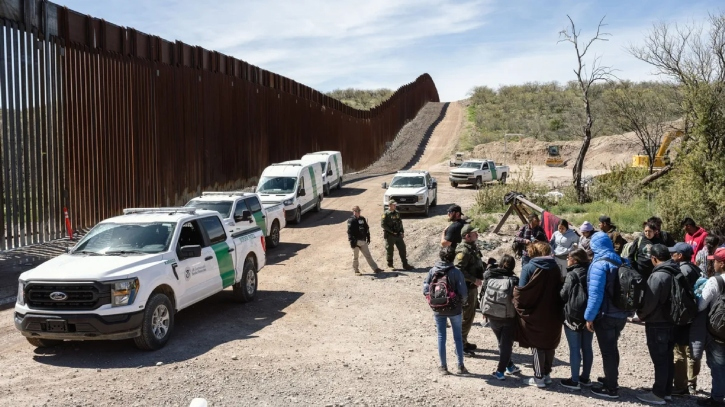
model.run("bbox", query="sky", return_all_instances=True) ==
[57,0,721,102]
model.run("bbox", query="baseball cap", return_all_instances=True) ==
[579,221,594,232]
[708,247,725,262]
[668,242,693,258]
[599,215,612,224]
[461,224,479,236]
[388,199,397,205]
[447,204,462,214]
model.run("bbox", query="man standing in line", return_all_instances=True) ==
[636,244,678,405]
[347,206,384,276]
[683,217,708,263]
[598,216,627,255]
[441,204,466,250]
[514,214,545,266]
[381,200,414,270]
[455,224,484,354]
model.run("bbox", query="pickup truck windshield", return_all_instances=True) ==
[460,162,483,169]
[390,176,425,188]
[257,176,297,194]
[72,222,176,255]
[185,200,233,218]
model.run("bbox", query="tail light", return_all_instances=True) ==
[260,236,266,252]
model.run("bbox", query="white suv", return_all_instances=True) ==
[382,170,438,216]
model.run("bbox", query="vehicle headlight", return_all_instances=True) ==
[110,278,140,307]
[417,194,425,202]
[16,281,25,306]
[283,199,293,206]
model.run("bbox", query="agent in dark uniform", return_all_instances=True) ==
[348,206,383,275]
[441,204,466,250]
[381,200,414,270]
[455,224,484,352]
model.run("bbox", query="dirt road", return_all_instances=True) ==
[0,103,710,406]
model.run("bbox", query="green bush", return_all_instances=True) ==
[555,199,654,233]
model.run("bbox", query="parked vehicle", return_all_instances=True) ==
[449,152,464,166]
[300,151,343,196]
[15,207,266,350]
[186,192,286,248]
[381,170,438,216]
[256,160,324,225]
[449,159,509,188]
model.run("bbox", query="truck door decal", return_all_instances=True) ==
[490,162,497,180]
[212,242,235,288]
[307,167,319,200]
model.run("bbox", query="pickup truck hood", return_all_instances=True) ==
[386,187,427,195]
[19,253,169,282]
[257,193,292,204]
[451,168,478,175]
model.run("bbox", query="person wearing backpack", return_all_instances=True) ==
[695,247,725,406]
[669,242,704,396]
[627,220,664,280]
[584,231,632,399]
[598,216,627,255]
[422,246,469,376]
[482,254,522,380]
[550,219,580,278]
[559,248,593,390]
[636,244,679,405]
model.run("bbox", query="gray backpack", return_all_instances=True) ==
[481,276,516,318]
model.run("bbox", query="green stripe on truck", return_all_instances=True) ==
[213,242,236,288]
[308,167,318,199]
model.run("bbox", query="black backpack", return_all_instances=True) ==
[707,275,725,342]
[426,268,460,311]
[563,271,588,331]
[602,258,646,311]
[666,269,699,326]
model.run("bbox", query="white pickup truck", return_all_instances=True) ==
[186,192,286,248]
[14,208,266,350]
[382,170,438,216]
[449,159,509,188]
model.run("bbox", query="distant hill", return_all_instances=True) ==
[326,88,394,110]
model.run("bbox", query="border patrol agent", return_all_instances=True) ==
[348,206,384,275]
[381,200,414,270]
[455,224,484,352]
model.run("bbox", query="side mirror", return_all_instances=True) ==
[431,181,437,189]
[298,188,306,197]
[179,245,202,260]
[381,182,388,189]
[241,210,252,221]
[327,169,333,176]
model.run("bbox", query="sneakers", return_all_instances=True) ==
[560,378,581,390]
[463,343,477,351]
[403,264,415,270]
[373,268,384,274]
[579,378,593,387]
[505,364,521,375]
[697,397,725,406]
[354,270,362,276]
[591,386,619,399]
[492,371,506,381]
[689,385,697,395]
[671,388,690,396]
[523,377,546,388]
[543,375,552,385]
[664,396,672,401]
[387,263,394,269]
[457,365,469,375]
[438,366,450,376]
[636,391,666,405]
[596,376,619,390]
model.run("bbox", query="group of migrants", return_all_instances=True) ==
[420,208,725,407]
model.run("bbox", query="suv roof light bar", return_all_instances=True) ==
[123,207,197,215]
[201,191,250,197]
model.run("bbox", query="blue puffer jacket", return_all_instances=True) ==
[584,232,630,321]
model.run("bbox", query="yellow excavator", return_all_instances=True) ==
[632,130,684,169]
[545,145,566,167]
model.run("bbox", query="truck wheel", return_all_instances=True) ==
[266,220,280,248]
[324,183,330,196]
[337,176,343,190]
[293,207,302,224]
[423,202,429,217]
[26,338,63,348]
[475,177,483,189]
[499,173,507,184]
[233,256,257,303]
[314,197,322,212]
[450,182,458,188]
[133,293,174,351]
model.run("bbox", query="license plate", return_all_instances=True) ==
[46,320,67,332]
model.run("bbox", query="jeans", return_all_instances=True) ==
[434,313,464,368]
[706,339,725,401]
[594,316,627,390]
[489,317,516,373]
[645,323,675,398]
[461,287,477,344]
[564,325,594,382]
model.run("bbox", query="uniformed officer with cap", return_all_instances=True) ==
[348,205,384,275]
[455,223,484,353]
[381,200,414,270]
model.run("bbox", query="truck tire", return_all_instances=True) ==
[324,183,330,196]
[450,182,458,188]
[475,177,483,190]
[314,196,322,212]
[423,201,429,217]
[133,293,174,351]
[266,220,280,248]
[499,173,507,184]
[293,207,302,224]
[337,176,343,190]
[26,338,63,348]
[233,256,257,303]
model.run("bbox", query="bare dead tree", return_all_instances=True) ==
[559,16,615,203]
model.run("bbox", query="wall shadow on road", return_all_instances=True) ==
[291,209,351,229]
[30,289,303,369]
[265,242,310,265]
[402,102,450,170]
[325,187,366,198]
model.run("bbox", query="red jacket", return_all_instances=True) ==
[686,227,708,262]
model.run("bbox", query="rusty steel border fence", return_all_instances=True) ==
[0,0,439,251]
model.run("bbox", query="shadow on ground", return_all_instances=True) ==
[30,289,303,369]
[265,242,310,266]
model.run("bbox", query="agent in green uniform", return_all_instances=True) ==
[455,224,484,352]
[381,200,414,270]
